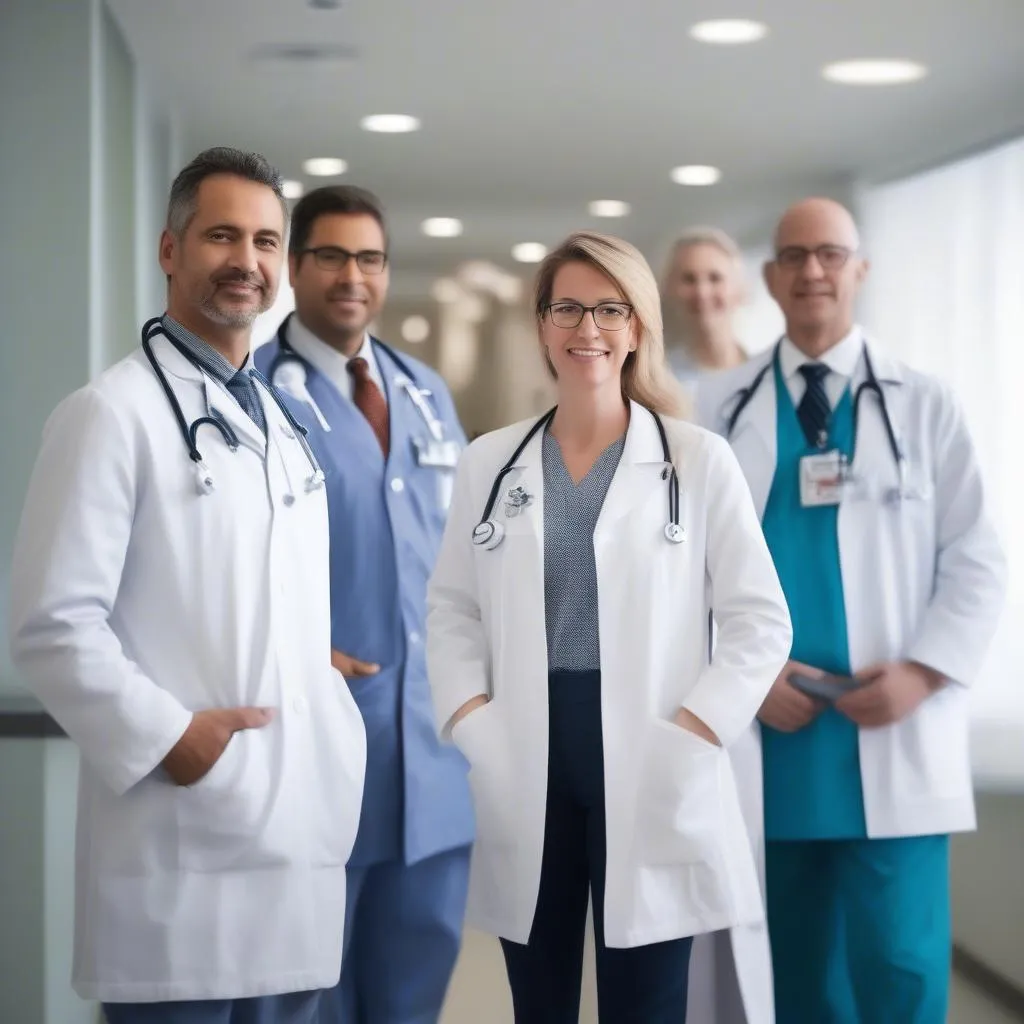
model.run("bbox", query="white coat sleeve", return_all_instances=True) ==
[681,433,793,747]
[906,388,1007,685]
[8,387,193,794]
[426,449,490,737]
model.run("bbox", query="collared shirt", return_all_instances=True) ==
[778,325,863,411]
[161,315,266,434]
[288,316,387,405]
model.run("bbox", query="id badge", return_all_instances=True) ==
[799,451,845,507]
[413,438,461,469]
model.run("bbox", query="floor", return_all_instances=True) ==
[441,929,1022,1024]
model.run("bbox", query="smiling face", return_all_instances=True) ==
[159,173,284,335]
[667,241,744,331]
[288,212,390,356]
[764,198,869,347]
[539,260,638,400]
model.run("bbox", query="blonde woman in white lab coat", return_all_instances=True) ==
[427,231,792,1023]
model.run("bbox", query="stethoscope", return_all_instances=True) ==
[471,407,683,550]
[723,340,917,501]
[268,316,447,443]
[141,317,325,496]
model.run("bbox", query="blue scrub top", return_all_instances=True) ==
[760,359,867,841]
[256,327,474,866]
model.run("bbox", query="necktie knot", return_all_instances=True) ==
[347,357,371,382]
[798,362,830,384]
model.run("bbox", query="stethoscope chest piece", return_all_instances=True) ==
[472,520,505,550]
[664,523,685,544]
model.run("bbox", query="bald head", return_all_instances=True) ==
[774,197,860,251]
[765,197,868,356]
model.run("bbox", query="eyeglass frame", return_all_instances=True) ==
[299,245,389,274]
[773,244,858,271]
[543,301,635,331]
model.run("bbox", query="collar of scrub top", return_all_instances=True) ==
[499,401,678,538]
[286,315,386,405]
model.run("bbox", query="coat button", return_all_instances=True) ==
[292,695,307,714]
[390,478,405,493]
[409,631,421,644]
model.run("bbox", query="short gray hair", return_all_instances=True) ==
[166,147,287,236]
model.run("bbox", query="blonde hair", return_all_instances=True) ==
[663,225,744,286]
[534,231,689,419]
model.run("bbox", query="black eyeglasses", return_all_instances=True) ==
[300,246,388,274]
[774,245,856,271]
[545,302,634,331]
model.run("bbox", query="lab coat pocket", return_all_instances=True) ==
[175,727,285,873]
[637,718,724,866]
[451,700,513,848]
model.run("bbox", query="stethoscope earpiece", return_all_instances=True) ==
[472,520,505,550]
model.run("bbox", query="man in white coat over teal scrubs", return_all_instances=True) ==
[699,198,1005,1024]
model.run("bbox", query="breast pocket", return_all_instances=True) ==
[635,718,725,867]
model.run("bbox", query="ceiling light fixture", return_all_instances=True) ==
[588,200,631,218]
[822,59,928,85]
[302,157,348,176]
[670,164,722,186]
[689,19,768,45]
[282,180,304,200]
[511,242,548,263]
[421,217,463,238]
[361,114,421,133]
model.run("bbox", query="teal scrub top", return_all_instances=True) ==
[761,358,867,841]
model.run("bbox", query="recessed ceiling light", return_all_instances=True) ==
[401,315,431,344]
[588,200,631,218]
[670,165,722,186]
[303,157,347,176]
[689,19,768,45]
[512,242,548,263]
[822,59,928,85]
[361,114,421,133]
[282,179,304,200]
[421,217,463,238]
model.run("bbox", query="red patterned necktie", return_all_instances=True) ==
[347,357,390,457]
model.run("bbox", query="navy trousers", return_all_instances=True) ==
[500,670,693,1023]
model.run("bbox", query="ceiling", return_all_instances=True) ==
[108,0,1024,294]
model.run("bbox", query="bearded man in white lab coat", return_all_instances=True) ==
[8,147,366,1024]
[699,197,1006,1024]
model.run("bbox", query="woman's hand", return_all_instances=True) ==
[448,694,490,733]
[672,707,721,746]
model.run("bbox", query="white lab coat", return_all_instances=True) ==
[698,335,1007,844]
[8,336,366,1003]
[426,403,792,1016]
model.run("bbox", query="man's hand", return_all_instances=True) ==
[162,707,274,786]
[331,648,381,679]
[673,707,721,745]
[448,694,490,734]
[836,661,944,728]
[758,661,827,732]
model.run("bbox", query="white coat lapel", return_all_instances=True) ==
[155,338,267,457]
[723,355,778,519]
[595,401,665,538]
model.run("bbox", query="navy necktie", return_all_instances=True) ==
[796,363,831,448]
[227,370,266,435]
